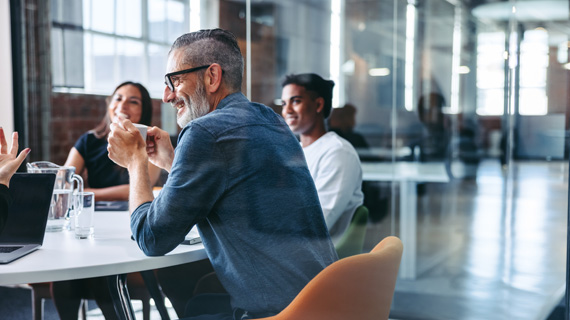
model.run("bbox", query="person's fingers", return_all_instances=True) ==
[122,119,136,132]
[147,126,166,139]
[107,143,119,165]
[0,127,7,154]
[108,129,118,146]
[147,126,158,134]
[147,127,157,141]
[9,132,19,156]
[13,148,30,167]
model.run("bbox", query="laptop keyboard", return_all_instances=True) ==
[0,246,22,253]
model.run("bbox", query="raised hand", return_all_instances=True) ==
[146,126,175,172]
[0,128,30,187]
[107,118,147,169]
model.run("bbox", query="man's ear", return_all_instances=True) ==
[204,63,223,93]
[315,97,325,114]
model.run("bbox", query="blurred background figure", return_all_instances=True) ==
[328,103,369,149]
[416,92,450,162]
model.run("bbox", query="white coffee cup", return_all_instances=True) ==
[133,123,148,141]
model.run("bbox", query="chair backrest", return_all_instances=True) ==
[335,205,369,259]
[256,236,403,320]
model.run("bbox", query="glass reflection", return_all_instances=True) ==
[31,0,570,318]
[245,0,569,318]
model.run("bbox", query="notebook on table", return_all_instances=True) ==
[0,173,56,264]
[95,201,128,211]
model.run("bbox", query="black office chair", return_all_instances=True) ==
[30,271,170,320]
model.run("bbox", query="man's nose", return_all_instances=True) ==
[163,86,175,103]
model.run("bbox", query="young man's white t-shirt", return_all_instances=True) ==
[302,131,364,244]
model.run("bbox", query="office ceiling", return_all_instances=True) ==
[472,0,569,21]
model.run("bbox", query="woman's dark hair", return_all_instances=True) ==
[281,73,335,118]
[92,81,153,138]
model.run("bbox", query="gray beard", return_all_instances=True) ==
[176,82,211,128]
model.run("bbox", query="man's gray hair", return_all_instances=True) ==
[170,29,244,92]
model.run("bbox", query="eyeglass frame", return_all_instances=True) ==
[164,65,211,92]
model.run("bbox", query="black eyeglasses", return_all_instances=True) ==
[164,65,211,92]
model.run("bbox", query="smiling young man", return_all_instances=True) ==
[281,73,364,244]
[107,29,337,320]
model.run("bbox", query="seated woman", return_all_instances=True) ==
[64,81,160,200]
[50,81,160,320]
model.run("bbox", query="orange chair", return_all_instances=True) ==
[254,236,403,320]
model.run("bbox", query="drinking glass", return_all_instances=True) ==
[74,192,95,239]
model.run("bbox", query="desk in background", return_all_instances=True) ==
[356,146,412,161]
[362,161,450,279]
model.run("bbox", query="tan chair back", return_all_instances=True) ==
[256,236,403,320]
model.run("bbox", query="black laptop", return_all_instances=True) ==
[0,173,56,264]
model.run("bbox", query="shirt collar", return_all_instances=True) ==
[216,92,249,110]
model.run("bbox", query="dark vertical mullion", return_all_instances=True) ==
[10,0,27,170]
[567,184,570,320]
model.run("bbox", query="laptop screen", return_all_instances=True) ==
[0,173,55,244]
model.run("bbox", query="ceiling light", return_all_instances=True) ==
[459,66,470,74]
[369,68,390,77]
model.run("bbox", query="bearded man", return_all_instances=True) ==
[107,28,337,320]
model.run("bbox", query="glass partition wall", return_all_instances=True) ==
[237,0,569,318]
[16,0,569,318]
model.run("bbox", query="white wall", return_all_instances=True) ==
[0,1,14,134]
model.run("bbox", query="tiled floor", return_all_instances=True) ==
[364,160,568,320]
[0,285,178,320]
[85,299,178,320]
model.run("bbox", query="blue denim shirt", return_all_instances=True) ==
[131,92,338,316]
